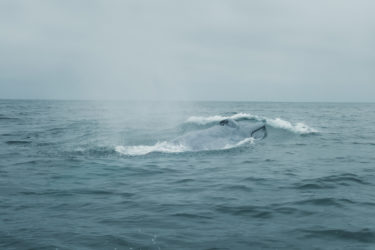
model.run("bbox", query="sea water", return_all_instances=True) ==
[0,100,374,249]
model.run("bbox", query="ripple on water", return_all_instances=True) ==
[302,228,375,243]
[215,202,317,219]
[293,173,369,190]
[241,176,269,183]
[171,212,213,220]
[173,178,195,184]
[220,184,253,192]
[0,116,19,121]
[5,140,32,145]
[215,204,280,219]
[293,198,354,207]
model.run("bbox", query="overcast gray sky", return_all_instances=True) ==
[0,0,374,102]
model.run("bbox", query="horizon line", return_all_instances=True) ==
[0,97,374,104]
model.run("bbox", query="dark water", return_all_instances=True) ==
[1,100,375,250]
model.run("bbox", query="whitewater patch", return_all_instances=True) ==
[266,118,317,134]
[115,142,187,156]
[186,113,317,135]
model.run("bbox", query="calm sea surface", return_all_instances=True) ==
[1,100,375,249]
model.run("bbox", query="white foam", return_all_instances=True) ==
[115,136,256,156]
[115,142,187,156]
[186,113,317,134]
[116,138,254,156]
[266,118,318,134]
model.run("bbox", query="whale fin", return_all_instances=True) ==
[251,124,267,139]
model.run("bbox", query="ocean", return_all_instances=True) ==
[1,100,374,250]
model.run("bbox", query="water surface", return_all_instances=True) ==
[1,100,375,249]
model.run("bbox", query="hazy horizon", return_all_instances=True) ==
[1,97,375,104]
[1,0,374,102]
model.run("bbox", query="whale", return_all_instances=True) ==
[220,118,267,139]
[171,119,267,151]
[115,118,267,155]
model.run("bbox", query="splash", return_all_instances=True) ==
[186,113,317,135]
[266,118,318,134]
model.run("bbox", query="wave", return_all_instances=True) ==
[186,113,317,134]
[6,140,32,145]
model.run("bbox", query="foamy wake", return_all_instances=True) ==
[115,142,187,156]
[186,113,317,134]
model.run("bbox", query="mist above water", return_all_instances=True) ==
[1,0,374,102]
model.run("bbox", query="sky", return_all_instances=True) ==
[0,0,374,102]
